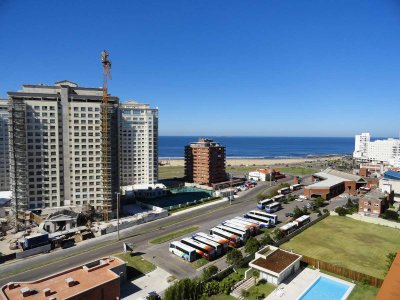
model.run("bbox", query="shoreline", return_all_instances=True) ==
[159,155,348,167]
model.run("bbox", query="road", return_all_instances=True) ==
[0,177,347,286]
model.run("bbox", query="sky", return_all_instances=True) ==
[1,0,400,137]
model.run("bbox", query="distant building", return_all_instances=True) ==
[304,168,367,200]
[184,138,226,185]
[7,81,119,211]
[248,168,285,182]
[0,100,9,191]
[119,101,158,186]
[353,132,400,165]
[358,189,392,217]
[358,163,384,177]
[0,257,126,300]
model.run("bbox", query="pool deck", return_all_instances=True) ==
[264,268,355,300]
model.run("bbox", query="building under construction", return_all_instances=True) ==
[0,100,10,191]
[7,81,119,213]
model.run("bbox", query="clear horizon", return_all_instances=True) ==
[1,1,400,137]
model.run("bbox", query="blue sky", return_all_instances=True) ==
[1,0,400,137]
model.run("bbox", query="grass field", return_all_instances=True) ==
[149,226,199,244]
[159,165,184,179]
[246,281,276,299]
[276,166,317,175]
[281,216,400,278]
[114,253,156,279]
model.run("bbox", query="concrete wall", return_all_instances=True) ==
[15,244,51,259]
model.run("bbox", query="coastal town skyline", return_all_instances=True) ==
[1,1,400,137]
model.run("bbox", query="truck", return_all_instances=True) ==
[20,233,49,250]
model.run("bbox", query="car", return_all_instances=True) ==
[295,198,303,202]
[298,195,308,200]
[285,212,294,217]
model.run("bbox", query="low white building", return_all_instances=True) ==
[248,169,271,182]
[121,183,167,199]
[247,245,302,285]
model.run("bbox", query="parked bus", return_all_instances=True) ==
[233,217,260,233]
[243,214,270,228]
[290,184,302,191]
[279,222,297,235]
[216,225,248,243]
[195,232,229,253]
[265,202,281,213]
[278,187,291,195]
[293,215,310,227]
[273,194,286,202]
[256,198,274,210]
[169,241,197,262]
[180,238,216,261]
[247,210,278,225]
[223,220,254,236]
[192,234,223,257]
[210,227,240,248]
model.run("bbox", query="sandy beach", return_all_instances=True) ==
[159,155,346,167]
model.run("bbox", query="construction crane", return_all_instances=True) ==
[101,50,112,222]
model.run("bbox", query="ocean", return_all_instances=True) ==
[159,136,355,159]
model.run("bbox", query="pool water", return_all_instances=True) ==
[299,276,351,300]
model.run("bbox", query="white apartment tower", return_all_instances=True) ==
[353,132,400,164]
[119,101,158,186]
[8,81,119,211]
[0,100,10,191]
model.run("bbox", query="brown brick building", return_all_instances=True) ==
[0,257,126,300]
[358,189,393,217]
[185,138,226,185]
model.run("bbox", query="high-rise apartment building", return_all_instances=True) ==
[353,132,400,165]
[0,100,9,191]
[185,138,226,185]
[8,81,119,211]
[119,101,158,186]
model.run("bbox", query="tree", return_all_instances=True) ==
[271,228,284,241]
[293,205,303,219]
[164,278,203,300]
[382,210,399,221]
[244,237,260,256]
[314,197,325,208]
[226,249,243,269]
[202,281,219,297]
[202,265,219,281]
[335,206,348,216]
[259,234,272,247]
[386,252,396,274]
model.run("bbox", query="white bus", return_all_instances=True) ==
[293,215,310,227]
[278,187,291,195]
[169,241,197,262]
[180,238,216,261]
[265,202,281,213]
[273,194,286,202]
[216,225,248,243]
[210,227,241,248]
[195,232,229,253]
[247,210,278,225]
[223,220,254,236]
[279,222,297,235]
[192,234,223,257]
[290,184,302,191]
[256,198,274,210]
[233,217,260,233]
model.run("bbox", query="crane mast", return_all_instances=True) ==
[101,50,112,221]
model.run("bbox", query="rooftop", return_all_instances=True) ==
[252,248,301,273]
[384,170,400,181]
[376,251,400,300]
[1,257,125,300]
[363,189,386,201]
[306,168,366,189]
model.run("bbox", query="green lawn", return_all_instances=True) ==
[192,258,209,269]
[348,283,379,300]
[114,253,156,279]
[158,165,184,179]
[149,226,199,244]
[281,216,400,278]
[245,281,276,300]
[276,167,317,175]
[207,295,236,300]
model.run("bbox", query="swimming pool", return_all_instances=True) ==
[298,276,353,300]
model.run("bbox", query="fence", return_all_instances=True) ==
[301,255,384,288]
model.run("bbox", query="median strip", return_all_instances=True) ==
[149,226,199,244]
